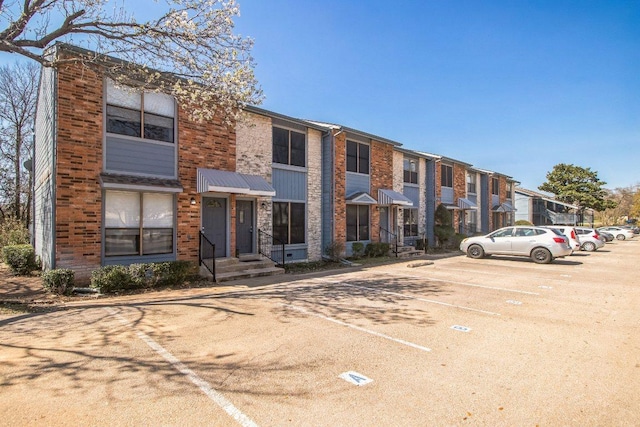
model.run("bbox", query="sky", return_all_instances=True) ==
[229,0,639,190]
[1,0,637,191]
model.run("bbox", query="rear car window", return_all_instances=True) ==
[548,228,564,236]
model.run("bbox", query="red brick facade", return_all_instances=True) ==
[370,140,394,243]
[333,130,347,245]
[53,58,236,281]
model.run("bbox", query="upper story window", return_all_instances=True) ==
[346,140,369,174]
[506,181,513,198]
[441,164,453,188]
[403,158,418,184]
[491,177,500,195]
[106,79,175,144]
[272,126,306,167]
[467,173,477,194]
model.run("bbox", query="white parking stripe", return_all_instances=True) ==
[282,303,432,353]
[341,283,501,316]
[105,308,259,427]
[383,273,540,295]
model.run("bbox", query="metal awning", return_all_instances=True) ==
[458,197,478,210]
[442,203,460,210]
[346,192,378,205]
[378,189,413,206]
[492,202,516,212]
[197,168,276,196]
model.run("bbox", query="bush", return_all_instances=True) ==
[515,220,533,225]
[42,269,75,295]
[0,216,30,249]
[350,242,365,259]
[2,244,38,275]
[365,242,390,257]
[91,261,196,293]
[434,203,455,247]
[324,240,345,261]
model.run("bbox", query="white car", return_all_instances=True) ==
[574,227,606,252]
[597,226,635,241]
[542,226,581,253]
[460,226,573,264]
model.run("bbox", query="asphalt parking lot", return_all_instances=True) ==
[1,239,639,426]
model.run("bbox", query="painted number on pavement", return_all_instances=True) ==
[451,325,471,333]
[339,371,373,386]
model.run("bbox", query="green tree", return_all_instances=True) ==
[629,188,640,220]
[434,203,455,247]
[538,163,617,212]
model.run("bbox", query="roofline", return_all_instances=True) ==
[243,106,331,132]
[338,125,403,147]
[396,147,441,160]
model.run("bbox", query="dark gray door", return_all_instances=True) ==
[202,197,226,258]
[379,206,389,242]
[236,200,254,254]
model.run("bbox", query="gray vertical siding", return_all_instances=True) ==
[272,167,307,201]
[441,187,454,204]
[346,172,370,196]
[403,185,419,206]
[480,174,490,233]
[105,136,176,178]
[33,65,57,269]
[321,134,334,251]
[425,160,436,247]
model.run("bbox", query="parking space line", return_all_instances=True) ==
[384,273,540,295]
[105,308,259,427]
[341,283,501,316]
[281,303,432,353]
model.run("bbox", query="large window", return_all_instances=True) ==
[346,205,370,241]
[491,177,500,195]
[273,127,306,167]
[104,191,174,257]
[506,181,513,198]
[346,140,370,174]
[106,79,175,144]
[441,164,453,188]
[403,208,418,237]
[272,202,305,244]
[404,158,418,184]
[467,173,477,194]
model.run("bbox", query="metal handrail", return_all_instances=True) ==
[379,226,398,257]
[199,231,216,281]
[258,229,286,267]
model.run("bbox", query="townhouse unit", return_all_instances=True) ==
[33,44,519,281]
[514,187,594,226]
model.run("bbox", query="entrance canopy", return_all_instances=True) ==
[492,202,516,212]
[197,168,276,196]
[458,197,478,210]
[378,189,413,206]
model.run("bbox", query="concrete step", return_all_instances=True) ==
[216,259,277,274]
[396,250,425,258]
[215,266,285,282]
[199,256,284,282]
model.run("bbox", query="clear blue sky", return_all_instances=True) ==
[232,0,639,190]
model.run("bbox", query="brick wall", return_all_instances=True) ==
[54,61,104,280]
[370,140,394,243]
[333,130,347,246]
[452,163,467,228]
[307,129,323,260]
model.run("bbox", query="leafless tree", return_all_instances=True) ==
[0,61,39,223]
[0,0,262,123]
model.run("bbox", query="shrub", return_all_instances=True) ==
[324,240,345,261]
[434,203,455,247]
[515,220,533,225]
[91,261,196,293]
[0,216,30,249]
[365,242,390,257]
[42,269,75,295]
[350,242,365,259]
[450,233,467,249]
[2,244,38,275]
[90,265,134,293]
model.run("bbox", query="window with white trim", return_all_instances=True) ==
[467,173,477,194]
[272,202,305,244]
[272,127,306,167]
[403,208,418,237]
[104,190,174,256]
[346,140,369,174]
[404,158,418,184]
[346,205,370,241]
[106,79,175,144]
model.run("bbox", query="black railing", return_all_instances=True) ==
[258,229,286,266]
[379,227,398,257]
[199,231,216,281]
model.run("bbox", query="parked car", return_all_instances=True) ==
[597,230,614,242]
[542,226,581,253]
[460,226,573,264]
[597,226,636,241]
[574,227,606,252]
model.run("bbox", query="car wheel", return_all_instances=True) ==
[467,244,485,259]
[616,234,626,241]
[582,241,596,252]
[531,247,552,264]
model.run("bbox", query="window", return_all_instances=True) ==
[403,158,418,184]
[346,205,370,241]
[506,181,513,198]
[272,127,306,167]
[441,164,453,188]
[346,140,369,174]
[467,173,477,194]
[272,202,305,244]
[490,227,513,238]
[105,191,174,256]
[403,208,418,237]
[491,177,500,195]
[106,79,175,143]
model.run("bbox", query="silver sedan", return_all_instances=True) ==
[460,226,573,264]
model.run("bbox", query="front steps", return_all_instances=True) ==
[392,245,425,258]
[200,254,284,283]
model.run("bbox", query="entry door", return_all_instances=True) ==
[236,200,254,254]
[202,197,227,258]
[379,206,389,242]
